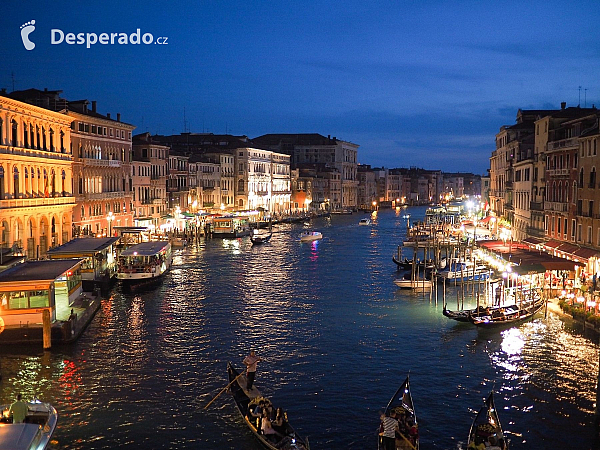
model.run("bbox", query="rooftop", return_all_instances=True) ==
[0,260,83,283]
[47,237,120,255]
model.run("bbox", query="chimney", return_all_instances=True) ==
[106,113,111,119]
[561,102,566,110]
[117,113,121,122]
[92,101,97,113]
[44,87,48,92]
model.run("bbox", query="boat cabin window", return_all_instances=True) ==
[1,290,50,310]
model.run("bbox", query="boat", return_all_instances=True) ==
[359,218,371,226]
[468,298,545,327]
[468,392,508,449]
[212,216,252,238]
[392,256,446,271]
[442,304,488,322]
[379,376,419,450]
[394,273,433,290]
[299,231,322,242]
[226,362,310,450]
[437,260,492,283]
[117,241,172,284]
[250,230,273,245]
[0,398,58,450]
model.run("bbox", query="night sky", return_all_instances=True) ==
[2,1,599,174]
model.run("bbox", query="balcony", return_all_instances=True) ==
[546,201,568,212]
[255,190,269,196]
[83,158,122,168]
[0,144,72,161]
[85,191,125,200]
[0,196,75,208]
[530,201,543,211]
[547,137,579,152]
[152,198,164,205]
[545,168,570,177]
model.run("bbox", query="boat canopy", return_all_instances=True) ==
[0,423,42,450]
[120,241,170,257]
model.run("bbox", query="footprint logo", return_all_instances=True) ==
[20,20,36,51]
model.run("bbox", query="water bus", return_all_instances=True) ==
[117,241,172,285]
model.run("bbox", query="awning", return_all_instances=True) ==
[544,240,562,249]
[557,243,579,254]
[512,264,547,275]
[574,247,599,259]
[479,216,493,224]
[523,237,543,246]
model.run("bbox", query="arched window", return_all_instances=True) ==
[13,167,19,198]
[11,120,18,147]
[49,129,55,152]
[579,168,584,186]
[565,182,569,202]
[60,130,65,152]
[0,166,4,199]
[24,167,29,197]
[62,170,66,196]
[591,167,597,188]
[23,122,28,148]
[42,127,47,151]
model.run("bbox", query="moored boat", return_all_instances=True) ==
[468,298,545,327]
[300,231,322,242]
[437,260,491,283]
[394,277,433,290]
[379,376,419,450]
[117,241,172,284]
[442,304,488,322]
[226,362,310,450]
[468,392,508,449]
[0,398,58,450]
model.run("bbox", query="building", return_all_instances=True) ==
[132,132,169,227]
[8,89,135,239]
[252,134,359,210]
[0,93,75,259]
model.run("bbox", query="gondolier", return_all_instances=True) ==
[243,350,262,391]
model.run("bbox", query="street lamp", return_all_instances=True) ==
[107,211,114,237]
[372,200,377,211]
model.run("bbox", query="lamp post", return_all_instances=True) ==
[107,211,114,237]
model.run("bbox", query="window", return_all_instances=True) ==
[564,218,568,238]
[572,219,576,240]
[577,223,582,242]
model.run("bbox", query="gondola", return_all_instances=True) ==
[250,232,273,245]
[226,362,309,450]
[378,376,419,450]
[392,256,413,270]
[468,298,545,327]
[468,391,508,449]
[442,304,488,322]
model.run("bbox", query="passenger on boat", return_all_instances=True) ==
[272,408,287,434]
[261,410,283,442]
[9,394,28,423]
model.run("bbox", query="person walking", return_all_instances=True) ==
[243,350,262,391]
[9,394,28,423]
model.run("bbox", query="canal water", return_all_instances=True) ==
[0,207,598,449]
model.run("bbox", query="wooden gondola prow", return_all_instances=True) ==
[397,432,417,450]
[204,370,245,410]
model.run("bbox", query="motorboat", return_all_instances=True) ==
[394,273,433,290]
[300,231,322,242]
[359,218,371,226]
[0,398,58,450]
[437,260,491,283]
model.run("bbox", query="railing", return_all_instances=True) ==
[0,144,72,161]
[83,158,122,167]
[255,190,269,196]
[272,189,292,194]
[547,138,579,152]
[0,196,75,208]
[152,198,164,205]
[545,168,570,177]
[546,201,569,212]
[530,201,544,211]
[85,191,125,200]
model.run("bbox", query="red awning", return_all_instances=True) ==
[557,243,579,254]
[523,237,543,245]
[574,247,599,259]
[479,216,493,224]
[544,240,562,249]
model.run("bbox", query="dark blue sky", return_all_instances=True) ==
[2,1,600,174]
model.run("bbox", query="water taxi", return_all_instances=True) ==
[0,398,57,450]
[359,218,371,226]
[300,231,322,242]
[117,241,172,284]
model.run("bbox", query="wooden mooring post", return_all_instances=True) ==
[42,309,51,350]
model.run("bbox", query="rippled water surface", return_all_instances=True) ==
[1,207,598,449]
